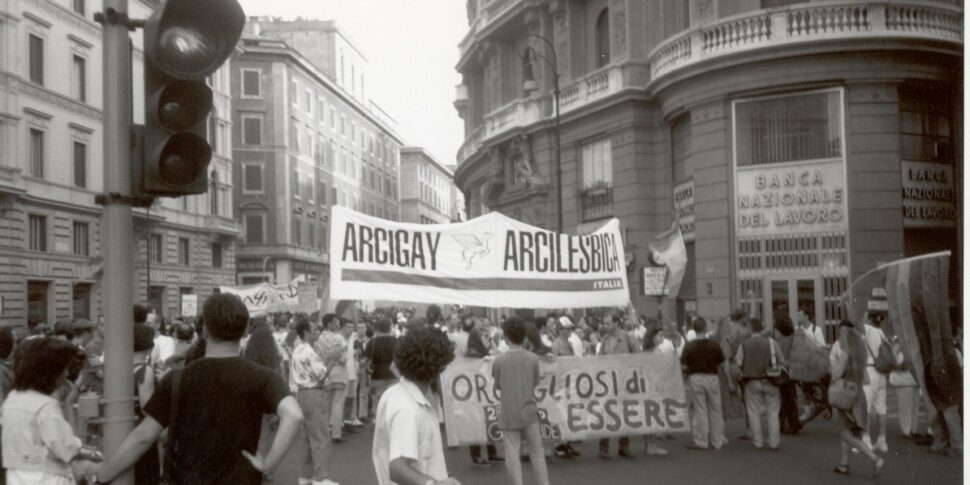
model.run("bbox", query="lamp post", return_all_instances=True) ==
[520,34,563,234]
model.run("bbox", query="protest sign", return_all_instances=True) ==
[180,294,197,317]
[221,280,316,316]
[439,353,688,446]
[329,206,630,308]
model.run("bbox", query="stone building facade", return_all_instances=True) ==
[453,0,962,336]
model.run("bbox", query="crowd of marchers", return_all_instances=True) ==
[0,299,960,485]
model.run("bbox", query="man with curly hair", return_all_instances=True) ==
[372,327,460,485]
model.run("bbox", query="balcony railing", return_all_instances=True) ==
[649,1,962,81]
[581,186,613,222]
[483,97,542,140]
[558,64,627,115]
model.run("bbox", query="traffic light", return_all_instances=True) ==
[137,0,245,197]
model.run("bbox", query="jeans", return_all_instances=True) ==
[296,388,332,481]
[345,379,359,422]
[779,381,800,432]
[502,422,549,485]
[744,379,781,449]
[326,384,348,439]
[357,373,371,420]
[687,374,725,448]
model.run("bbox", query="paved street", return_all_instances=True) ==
[268,412,961,485]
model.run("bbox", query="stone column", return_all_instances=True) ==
[687,99,731,318]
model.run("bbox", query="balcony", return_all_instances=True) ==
[453,83,468,113]
[581,185,613,222]
[204,214,241,239]
[558,64,633,115]
[649,1,962,82]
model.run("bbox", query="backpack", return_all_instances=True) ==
[873,336,896,374]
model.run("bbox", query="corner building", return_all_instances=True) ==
[0,0,239,326]
[453,0,962,338]
[232,24,403,286]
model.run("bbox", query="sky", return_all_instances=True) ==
[237,0,468,167]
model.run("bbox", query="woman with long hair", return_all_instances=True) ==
[242,322,283,470]
[831,320,884,477]
[1,338,102,484]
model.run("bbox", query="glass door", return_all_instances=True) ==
[765,276,820,329]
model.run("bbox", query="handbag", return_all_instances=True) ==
[828,378,859,410]
[766,337,790,387]
[873,336,896,374]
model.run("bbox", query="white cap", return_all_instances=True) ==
[559,316,574,328]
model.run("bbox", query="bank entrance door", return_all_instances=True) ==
[765,275,821,330]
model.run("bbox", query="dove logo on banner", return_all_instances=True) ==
[329,206,630,309]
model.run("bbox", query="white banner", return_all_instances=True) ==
[329,206,630,308]
[220,279,314,317]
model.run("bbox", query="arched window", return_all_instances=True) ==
[596,8,611,68]
[209,170,219,216]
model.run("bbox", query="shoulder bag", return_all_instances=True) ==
[766,338,790,386]
[827,346,858,411]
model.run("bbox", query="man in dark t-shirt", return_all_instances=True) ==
[96,294,304,485]
[363,317,397,414]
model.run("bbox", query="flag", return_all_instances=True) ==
[841,251,960,412]
[647,222,688,299]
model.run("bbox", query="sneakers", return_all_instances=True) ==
[312,480,340,485]
[646,444,668,456]
[471,457,492,467]
[299,479,312,485]
[874,437,888,453]
[345,419,364,427]
[618,448,635,459]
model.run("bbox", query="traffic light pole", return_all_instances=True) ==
[98,1,135,483]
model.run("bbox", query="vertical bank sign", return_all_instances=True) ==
[735,160,848,236]
[329,206,630,308]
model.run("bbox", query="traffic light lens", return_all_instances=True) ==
[158,26,222,77]
[156,81,212,131]
[157,133,212,187]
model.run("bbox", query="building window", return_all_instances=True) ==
[72,0,85,15]
[178,238,190,266]
[73,221,89,256]
[243,164,263,193]
[27,281,49,328]
[72,55,86,102]
[581,138,613,221]
[73,283,91,320]
[242,116,262,145]
[292,218,301,246]
[28,34,43,85]
[245,214,265,244]
[595,8,611,68]
[241,69,260,97]
[28,215,47,252]
[290,79,298,106]
[320,182,328,205]
[211,243,223,268]
[73,141,87,188]
[306,89,313,115]
[734,90,842,166]
[901,98,952,163]
[308,222,315,248]
[29,128,44,178]
[149,234,163,263]
[292,169,300,199]
[209,171,219,215]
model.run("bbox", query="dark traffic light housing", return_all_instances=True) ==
[135,0,245,197]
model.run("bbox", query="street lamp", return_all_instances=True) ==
[520,34,563,234]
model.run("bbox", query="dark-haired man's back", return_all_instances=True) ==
[144,357,289,484]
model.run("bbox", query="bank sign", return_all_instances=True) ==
[735,160,847,236]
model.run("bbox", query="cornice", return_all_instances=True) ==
[2,72,102,120]
[29,0,100,37]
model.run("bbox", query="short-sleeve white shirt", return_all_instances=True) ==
[372,377,448,485]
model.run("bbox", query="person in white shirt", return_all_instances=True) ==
[559,317,585,357]
[861,312,889,452]
[796,307,827,347]
[291,316,339,485]
[147,312,175,370]
[372,328,460,485]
